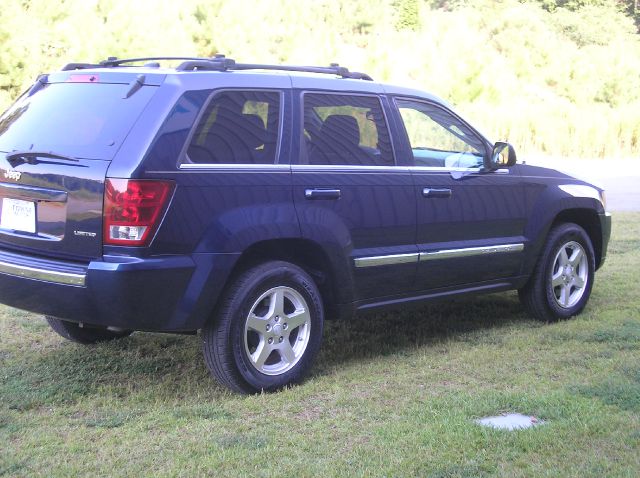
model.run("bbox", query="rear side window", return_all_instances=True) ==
[0,82,158,160]
[302,93,394,166]
[186,90,281,165]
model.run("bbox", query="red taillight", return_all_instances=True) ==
[103,179,174,246]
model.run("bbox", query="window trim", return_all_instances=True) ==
[290,164,411,174]
[298,90,398,168]
[178,88,285,169]
[391,96,492,170]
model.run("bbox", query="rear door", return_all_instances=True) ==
[292,91,417,301]
[0,73,160,260]
[144,86,299,256]
[390,98,526,290]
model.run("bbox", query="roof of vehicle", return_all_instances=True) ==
[55,55,447,104]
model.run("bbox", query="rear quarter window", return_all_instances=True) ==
[185,90,281,165]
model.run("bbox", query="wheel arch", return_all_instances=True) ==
[223,238,354,321]
[551,208,603,269]
[523,206,603,280]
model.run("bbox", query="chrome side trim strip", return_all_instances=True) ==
[0,259,86,286]
[408,166,480,173]
[354,253,419,268]
[0,182,68,202]
[408,166,511,174]
[420,243,524,261]
[179,163,290,171]
[355,244,524,268]
[292,164,410,173]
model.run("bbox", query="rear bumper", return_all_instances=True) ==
[597,212,612,270]
[0,250,86,286]
[0,249,240,332]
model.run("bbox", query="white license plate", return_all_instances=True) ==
[1,198,36,233]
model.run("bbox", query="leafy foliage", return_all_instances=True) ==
[0,0,639,158]
[394,0,421,30]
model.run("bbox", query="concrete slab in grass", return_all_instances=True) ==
[476,413,544,430]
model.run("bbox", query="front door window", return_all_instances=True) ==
[396,99,485,169]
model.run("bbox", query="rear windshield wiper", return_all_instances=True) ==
[6,151,82,168]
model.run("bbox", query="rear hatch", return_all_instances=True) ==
[0,71,162,261]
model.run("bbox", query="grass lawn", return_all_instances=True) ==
[1,213,638,477]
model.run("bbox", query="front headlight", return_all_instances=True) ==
[600,190,607,211]
[559,184,607,211]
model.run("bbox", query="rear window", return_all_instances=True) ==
[302,93,394,167]
[0,82,157,160]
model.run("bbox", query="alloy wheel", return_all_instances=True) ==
[243,286,311,375]
[550,240,588,309]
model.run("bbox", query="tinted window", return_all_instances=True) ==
[302,93,394,166]
[397,100,485,168]
[187,90,280,165]
[0,83,157,160]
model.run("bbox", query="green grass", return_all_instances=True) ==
[1,213,639,477]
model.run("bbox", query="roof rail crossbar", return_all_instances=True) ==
[233,63,373,81]
[61,63,102,71]
[61,55,373,80]
[99,56,209,67]
[176,57,237,72]
[62,57,210,71]
[176,58,373,81]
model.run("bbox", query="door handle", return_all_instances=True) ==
[305,188,341,200]
[422,187,452,198]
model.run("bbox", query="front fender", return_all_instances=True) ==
[522,180,606,277]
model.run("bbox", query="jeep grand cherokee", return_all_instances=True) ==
[0,56,611,393]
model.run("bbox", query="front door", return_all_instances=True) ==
[391,98,526,291]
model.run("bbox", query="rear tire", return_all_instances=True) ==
[202,261,324,394]
[518,223,595,322]
[46,317,132,344]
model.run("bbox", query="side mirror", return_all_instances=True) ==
[485,142,517,170]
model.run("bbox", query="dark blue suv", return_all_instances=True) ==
[0,56,611,393]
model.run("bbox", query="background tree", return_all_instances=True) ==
[0,0,638,158]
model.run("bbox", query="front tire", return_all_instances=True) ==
[202,261,324,394]
[46,317,132,344]
[518,223,595,322]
